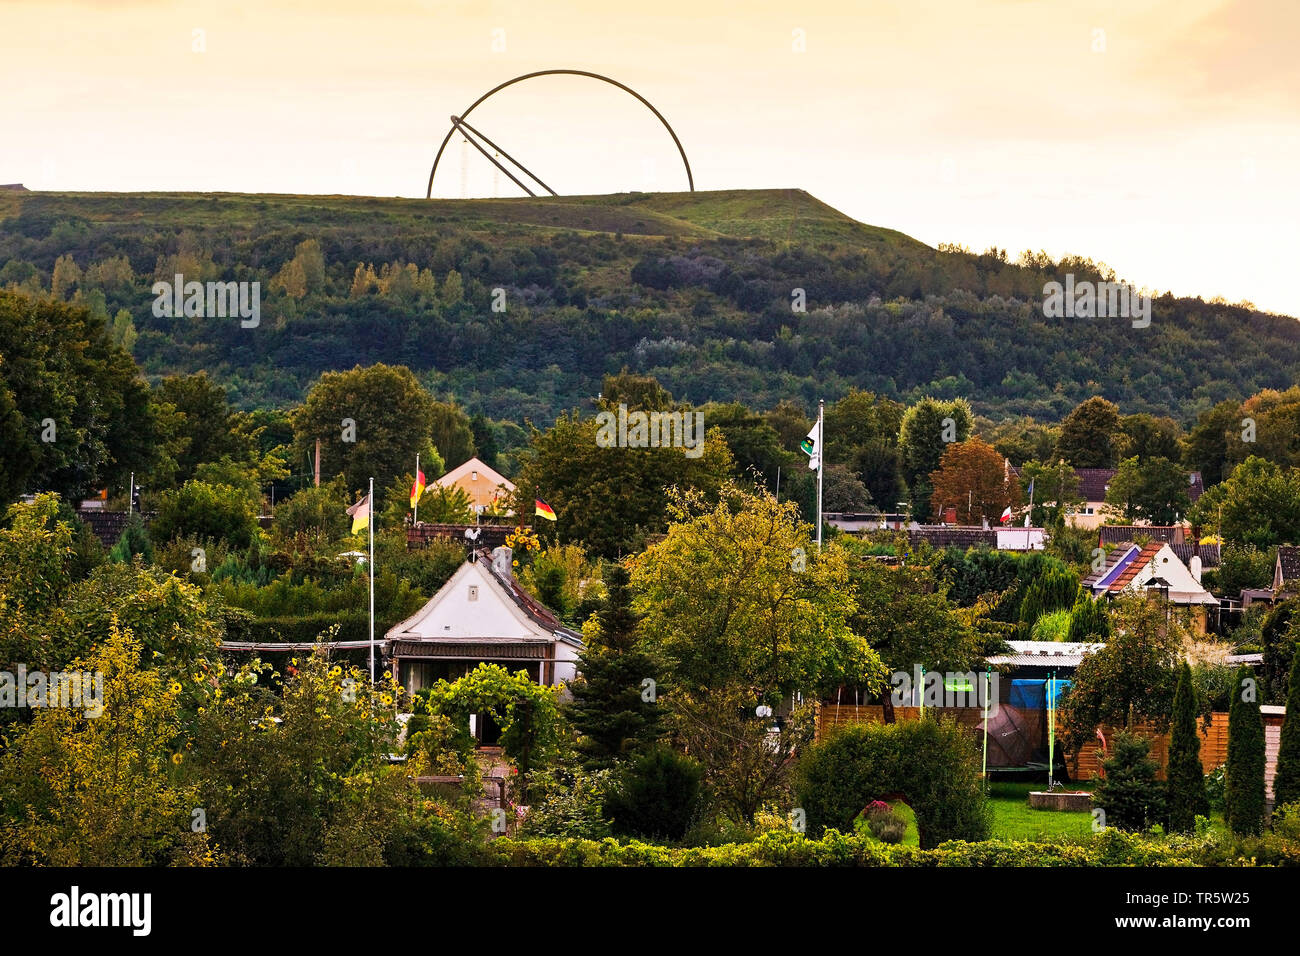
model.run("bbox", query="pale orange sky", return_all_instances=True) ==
[2,0,1297,315]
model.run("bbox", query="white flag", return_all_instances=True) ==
[801,422,820,470]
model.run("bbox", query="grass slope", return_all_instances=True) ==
[0,187,925,248]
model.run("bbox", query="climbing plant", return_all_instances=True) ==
[420,664,561,787]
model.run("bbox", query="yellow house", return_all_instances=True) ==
[435,457,514,514]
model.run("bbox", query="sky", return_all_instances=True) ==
[2,0,1297,315]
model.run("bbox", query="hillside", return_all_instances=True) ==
[0,187,1296,426]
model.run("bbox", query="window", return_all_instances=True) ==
[468,585,479,602]
[471,470,478,481]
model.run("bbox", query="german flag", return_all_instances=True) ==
[535,498,557,521]
[346,494,371,535]
[409,469,426,509]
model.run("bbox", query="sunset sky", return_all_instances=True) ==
[3,0,1297,315]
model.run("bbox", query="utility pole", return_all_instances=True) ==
[128,472,135,516]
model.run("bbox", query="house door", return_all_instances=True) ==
[474,710,503,747]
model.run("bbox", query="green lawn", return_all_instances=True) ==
[987,782,1097,842]
[986,781,1236,842]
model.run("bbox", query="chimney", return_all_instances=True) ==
[490,546,513,578]
[1190,554,1202,583]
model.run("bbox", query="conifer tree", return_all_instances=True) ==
[1226,664,1266,835]
[1165,662,1209,832]
[1066,591,1110,642]
[566,564,662,769]
[1093,732,1163,831]
[1272,646,1300,810]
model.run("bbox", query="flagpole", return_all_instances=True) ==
[982,666,990,782]
[368,476,375,686]
[1047,669,1055,790]
[1026,477,1035,548]
[413,453,420,525]
[816,399,824,553]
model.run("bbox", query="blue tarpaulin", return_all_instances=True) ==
[1008,679,1072,709]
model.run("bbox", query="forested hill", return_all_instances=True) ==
[0,187,1295,425]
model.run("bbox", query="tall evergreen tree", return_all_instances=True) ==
[1165,662,1209,833]
[1066,592,1110,642]
[1273,645,1300,810]
[565,564,662,769]
[1225,664,1266,835]
[1017,567,1079,636]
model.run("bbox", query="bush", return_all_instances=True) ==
[272,478,348,544]
[604,746,703,843]
[794,716,991,848]
[108,514,153,564]
[1093,732,1163,831]
[380,533,466,596]
[152,480,259,550]
[517,766,613,840]
[1205,764,1227,813]
[1018,566,1079,635]
[1030,609,1071,642]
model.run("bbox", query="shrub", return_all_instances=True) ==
[1018,566,1079,634]
[517,766,613,840]
[52,499,104,581]
[272,478,348,544]
[794,716,991,848]
[1030,608,1072,642]
[380,533,466,596]
[1093,732,1163,831]
[152,480,259,550]
[604,746,703,843]
[1260,599,1299,701]
[1204,764,1227,813]
[421,664,562,792]
[108,514,153,564]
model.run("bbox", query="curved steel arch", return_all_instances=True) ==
[426,69,694,198]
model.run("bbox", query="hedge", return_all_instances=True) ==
[484,828,1219,867]
[239,611,404,645]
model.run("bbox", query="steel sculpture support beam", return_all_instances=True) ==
[449,115,557,197]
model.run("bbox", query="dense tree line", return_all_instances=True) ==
[2,191,1296,426]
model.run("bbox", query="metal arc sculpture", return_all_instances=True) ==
[426,69,695,198]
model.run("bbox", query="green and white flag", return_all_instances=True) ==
[800,422,821,470]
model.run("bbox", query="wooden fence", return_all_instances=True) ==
[816,704,1284,787]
